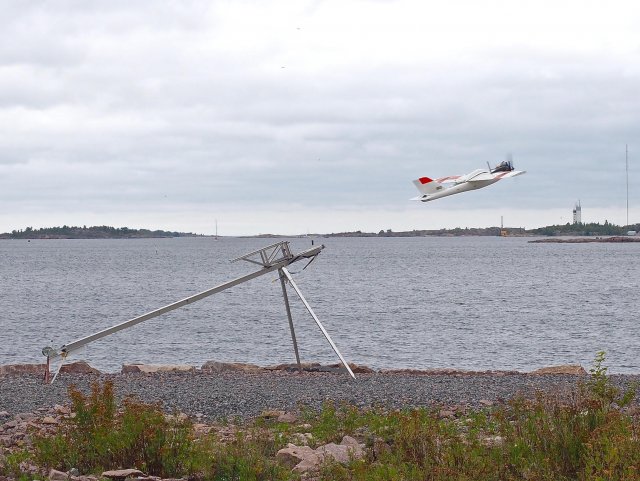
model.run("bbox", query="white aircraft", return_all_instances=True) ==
[411,160,526,203]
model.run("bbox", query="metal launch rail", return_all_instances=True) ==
[42,241,355,382]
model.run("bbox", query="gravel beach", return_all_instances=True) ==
[2,371,639,420]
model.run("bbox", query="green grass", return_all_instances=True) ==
[1,353,638,481]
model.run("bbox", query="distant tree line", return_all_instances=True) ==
[322,222,639,238]
[528,221,639,237]
[326,226,527,237]
[1,225,198,239]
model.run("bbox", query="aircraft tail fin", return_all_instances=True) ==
[412,177,442,195]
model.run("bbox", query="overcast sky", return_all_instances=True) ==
[1,0,639,235]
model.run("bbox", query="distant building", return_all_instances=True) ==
[573,201,582,224]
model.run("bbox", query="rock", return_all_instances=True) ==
[54,404,71,415]
[342,363,375,374]
[277,437,365,474]
[0,364,47,376]
[215,425,238,443]
[267,362,321,372]
[378,368,520,376]
[60,361,101,375]
[121,364,195,374]
[293,455,324,474]
[372,437,391,459]
[260,409,284,420]
[303,363,373,374]
[41,416,59,425]
[341,435,364,451]
[318,435,365,464]
[277,412,298,423]
[164,412,189,423]
[101,469,145,480]
[438,409,455,419]
[19,461,39,474]
[529,365,587,375]
[317,443,350,464]
[49,469,68,481]
[482,435,505,447]
[479,399,494,407]
[290,432,314,445]
[200,361,263,373]
[0,411,10,418]
[276,444,320,470]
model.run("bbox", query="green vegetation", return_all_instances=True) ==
[0,225,196,239]
[325,222,639,237]
[2,353,639,481]
[31,382,199,478]
[528,221,639,237]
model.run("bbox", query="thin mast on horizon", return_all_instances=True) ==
[626,144,629,228]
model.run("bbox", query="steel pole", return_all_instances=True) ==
[279,269,302,372]
[52,262,286,359]
[281,267,356,379]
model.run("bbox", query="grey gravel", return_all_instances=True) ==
[1,372,638,421]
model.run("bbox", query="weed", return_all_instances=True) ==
[6,353,640,481]
[200,428,291,481]
[31,381,199,477]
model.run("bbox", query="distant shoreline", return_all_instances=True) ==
[529,236,640,243]
[1,223,638,239]
[0,225,200,240]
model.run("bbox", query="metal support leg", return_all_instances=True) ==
[279,269,302,373]
[44,356,50,384]
[281,267,356,379]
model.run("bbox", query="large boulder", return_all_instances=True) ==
[318,363,375,374]
[60,361,101,375]
[121,364,195,374]
[529,365,587,375]
[48,469,69,481]
[318,435,365,464]
[379,368,520,375]
[201,361,263,373]
[276,436,365,473]
[267,362,321,372]
[275,444,319,469]
[101,469,145,480]
[0,364,47,376]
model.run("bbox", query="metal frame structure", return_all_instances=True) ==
[42,241,355,382]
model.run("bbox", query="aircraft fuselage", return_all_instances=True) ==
[419,177,498,202]
[412,163,526,203]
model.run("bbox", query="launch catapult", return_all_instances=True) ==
[42,241,355,382]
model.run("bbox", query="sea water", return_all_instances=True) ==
[0,236,638,373]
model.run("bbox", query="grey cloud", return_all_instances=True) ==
[1,1,639,232]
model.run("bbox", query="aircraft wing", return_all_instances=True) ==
[465,172,495,183]
[493,170,526,179]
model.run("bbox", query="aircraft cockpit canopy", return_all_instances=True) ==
[491,160,514,173]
